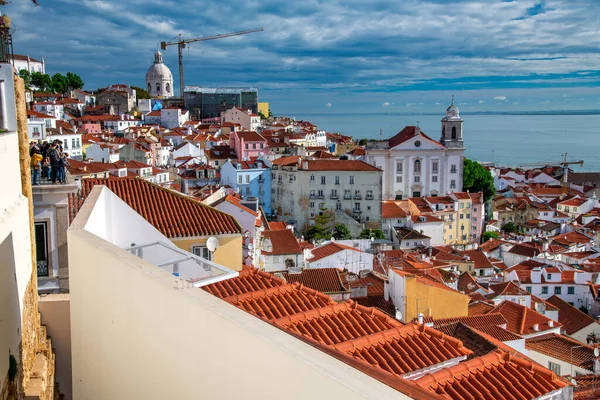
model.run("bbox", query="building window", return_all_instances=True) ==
[156,83,161,92]
[245,143,249,149]
[432,175,438,183]
[192,246,212,261]
[321,176,326,185]
[238,175,243,184]
[260,143,263,149]
[336,202,342,211]
[349,176,354,184]
[246,175,250,183]
[541,286,548,295]
[450,180,456,189]
[414,176,420,183]
[548,362,560,376]
[460,214,464,219]
[397,176,402,183]
[547,273,552,280]
[34,222,49,277]
[252,143,256,149]
[460,203,464,209]
[526,286,532,293]
[310,174,315,181]
[310,202,315,208]
[414,159,421,173]
[335,176,340,185]
[451,165,457,174]
[318,190,324,198]
[396,161,403,173]
[451,127,457,140]
[166,83,170,93]
[147,82,152,92]
[344,190,351,199]
[354,203,361,212]
[555,287,561,295]
[432,161,438,174]
[568,286,575,295]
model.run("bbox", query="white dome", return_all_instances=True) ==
[146,51,173,80]
[444,96,461,120]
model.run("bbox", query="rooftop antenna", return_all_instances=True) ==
[379,128,382,141]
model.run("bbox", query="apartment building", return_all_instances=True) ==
[271,157,382,232]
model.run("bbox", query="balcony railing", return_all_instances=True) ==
[330,194,338,200]
[37,260,49,277]
[344,194,352,200]
[309,194,316,199]
[352,209,362,214]
[366,195,374,200]
[354,194,362,200]
[317,195,324,199]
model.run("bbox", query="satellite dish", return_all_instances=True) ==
[595,348,600,358]
[331,237,335,242]
[206,236,220,253]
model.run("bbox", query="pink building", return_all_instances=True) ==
[229,131,268,160]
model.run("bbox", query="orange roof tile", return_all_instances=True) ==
[468,301,495,316]
[224,283,335,320]
[261,229,301,255]
[274,301,403,345]
[78,177,241,237]
[280,268,348,294]
[490,300,561,335]
[526,334,598,370]
[546,295,598,335]
[382,201,408,218]
[202,267,284,298]
[334,324,472,377]
[304,159,381,172]
[430,313,508,331]
[415,351,569,399]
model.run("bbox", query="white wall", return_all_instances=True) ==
[527,349,592,377]
[68,212,410,399]
[308,249,373,274]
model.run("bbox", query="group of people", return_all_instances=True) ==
[30,140,70,185]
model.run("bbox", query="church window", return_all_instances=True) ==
[442,126,445,136]
[147,82,151,92]
[451,127,457,139]
[414,159,421,173]
[166,83,170,93]
[432,161,438,174]
[156,83,161,92]
[396,161,403,173]
[451,164,457,174]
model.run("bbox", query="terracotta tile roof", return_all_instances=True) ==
[266,221,287,230]
[389,126,444,149]
[433,322,499,358]
[526,333,599,370]
[334,324,472,377]
[273,301,403,345]
[457,272,486,294]
[347,273,385,297]
[271,155,300,166]
[224,283,335,320]
[307,242,364,262]
[261,229,301,255]
[382,201,408,218]
[415,351,569,399]
[430,313,508,331]
[77,177,241,237]
[235,131,266,142]
[303,159,381,172]
[203,267,284,298]
[468,301,495,316]
[508,243,541,258]
[460,250,494,270]
[474,325,522,342]
[490,300,561,335]
[394,227,430,240]
[487,281,530,297]
[280,268,348,294]
[559,197,588,207]
[552,231,592,245]
[546,295,598,335]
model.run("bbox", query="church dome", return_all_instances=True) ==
[146,51,173,80]
[444,96,461,120]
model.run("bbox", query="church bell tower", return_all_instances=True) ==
[440,96,464,148]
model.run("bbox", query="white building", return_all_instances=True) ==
[46,130,83,160]
[306,241,373,274]
[305,130,327,148]
[34,102,64,120]
[271,157,383,232]
[160,107,189,129]
[86,143,120,163]
[221,107,261,132]
[145,51,174,98]
[366,100,465,200]
[13,53,45,74]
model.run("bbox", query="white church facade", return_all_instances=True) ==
[146,51,174,98]
[366,99,466,200]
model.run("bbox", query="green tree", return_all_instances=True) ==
[19,69,31,87]
[463,158,495,201]
[258,111,266,119]
[65,71,84,90]
[132,85,151,100]
[482,231,499,242]
[359,228,385,240]
[358,138,368,146]
[501,222,517,233]
[339,155,348,160]
[50,72,68,93]
[333,224,352,240]
[30,72,51,91]
[305,206,334,241]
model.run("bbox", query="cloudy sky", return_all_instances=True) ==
[5,0,600,113]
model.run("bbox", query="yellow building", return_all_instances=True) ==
[258,102,269,117]
[387,269,469,322]
[72,177,244,271]
[450,192,473,246]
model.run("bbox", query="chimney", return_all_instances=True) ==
[532,323,539,332]
[548,320,554,328]
[417,313,424,324]
[415,126,420,136]
[59,126,63,134]
[303,160,309,170]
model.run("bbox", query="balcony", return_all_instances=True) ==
[258,177,265,183]
[352,208,362,214]
[309,194,316,199]
[354,194,362,200]
[330,194,338,200]
[366,195,374,200]
[317,195,324,199]
[344,194,352,200]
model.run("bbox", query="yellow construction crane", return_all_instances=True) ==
[161,28,264,97]
[520,153,584,190]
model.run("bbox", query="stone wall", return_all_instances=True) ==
[12,70,56,400]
